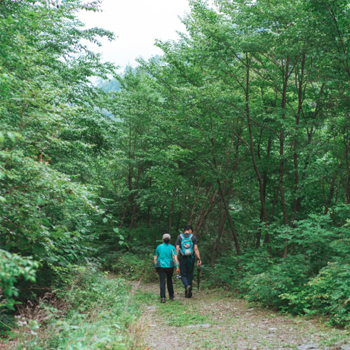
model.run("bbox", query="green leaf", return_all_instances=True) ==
[7,131,16,143]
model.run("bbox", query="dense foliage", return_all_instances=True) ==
[1,0,350,336]
[0,0,116,324]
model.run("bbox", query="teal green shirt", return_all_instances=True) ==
[155,243,176,268]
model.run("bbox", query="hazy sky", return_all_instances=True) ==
[79,0,190,69]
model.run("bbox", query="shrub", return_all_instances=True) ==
[0,250,38,311]
[281,262,350,327]
[103,251,158,283]
[243,255,311,306]
[208,248,276,289]
[12,267,145,349]
[0,250,38,335]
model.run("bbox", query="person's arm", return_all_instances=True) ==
[175,235,181,256]
[172,249,180,273]
[154,246,159,271]
[173,253,178,264]
[194,244,201,266]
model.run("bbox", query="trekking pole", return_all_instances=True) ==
[197,266,201,291]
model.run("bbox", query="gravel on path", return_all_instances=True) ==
[138,283,350,350]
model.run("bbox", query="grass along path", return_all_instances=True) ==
[137,282,350,350]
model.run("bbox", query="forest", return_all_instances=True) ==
[1,0,350,348]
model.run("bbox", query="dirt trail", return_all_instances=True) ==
[138,283,350,350]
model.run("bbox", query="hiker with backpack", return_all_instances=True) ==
[154,233,180,303]
[176,224,202,298]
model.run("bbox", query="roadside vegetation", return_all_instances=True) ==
[9,268,144,350]
[1,0,350,348]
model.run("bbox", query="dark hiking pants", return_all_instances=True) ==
[179,255,194,295]
[157,267,174,298]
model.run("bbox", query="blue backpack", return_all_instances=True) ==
[180,233,194,256]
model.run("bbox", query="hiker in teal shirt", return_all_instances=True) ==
[154,233,179,303]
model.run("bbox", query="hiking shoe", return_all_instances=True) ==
[161,297,166,303]
[169,296,175,301]
[188,285,193,298]
[185,285,191,298]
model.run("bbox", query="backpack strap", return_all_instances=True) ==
[180,233,185,239]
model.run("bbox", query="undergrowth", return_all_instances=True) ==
[102,251,158,283]
[8,266,147,349]
[99,242,158,284]
[206,211,350,328]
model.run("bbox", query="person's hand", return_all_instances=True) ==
[154,268,157,273]
[176,268,180,274]
[197,259,202,266]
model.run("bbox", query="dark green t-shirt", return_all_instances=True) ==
[154,243,176,268]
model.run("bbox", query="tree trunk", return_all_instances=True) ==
[213,201,226,265]
[245,54,268,228]
[293,54,305,216]
[168,188,176,234]
[194,189,218,238]
[176,211,182,233]
[147,177,152,228]
[129,165,142,232]
[280,56,290,258]
[217,179,240,255]
[346,144,350,204]
[188,176,204,224]
[158,206,165,224]
[147,205,151,229]
[324,140,350,214]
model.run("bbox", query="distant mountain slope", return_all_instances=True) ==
[97,64,140,92]
[97,79,120,92]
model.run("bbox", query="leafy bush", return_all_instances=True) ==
[208,248,276,288]
[208,211,350,326]
[281,262,350,326]
[0,250,38,311]
[242,255,312,307]
[0,250,38,334]
[97,229,158,283]
[102,251,158,283]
